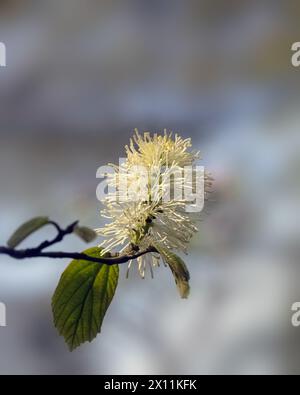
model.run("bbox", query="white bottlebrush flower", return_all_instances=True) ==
[96,130,212,278]
[126,129,200,167]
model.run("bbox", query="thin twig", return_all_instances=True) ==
[0,220,156,266]
[0,246,156,265]
[35,221,78,251]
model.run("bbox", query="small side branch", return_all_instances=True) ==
[36,221,79,251]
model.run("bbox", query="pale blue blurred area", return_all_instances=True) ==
[0,0,300,374]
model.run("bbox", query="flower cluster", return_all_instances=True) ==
[96,130,212,278]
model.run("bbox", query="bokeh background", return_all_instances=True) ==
[0,0,300,375]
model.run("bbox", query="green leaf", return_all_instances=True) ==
[52,247,119,351]
[74,225,97,243]
[153,243,190,299]
[7,216,49,248]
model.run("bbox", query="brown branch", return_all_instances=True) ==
[0,245,156,265]
[0,220,157,266]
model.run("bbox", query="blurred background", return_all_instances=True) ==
[0,0,300,375]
